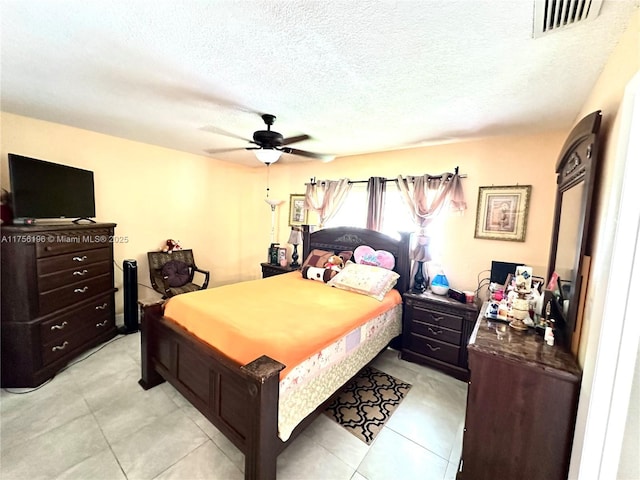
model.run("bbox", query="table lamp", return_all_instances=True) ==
[412,233,431,293]
[288,227,303,268]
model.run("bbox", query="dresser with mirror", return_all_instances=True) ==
[457,111,601,479]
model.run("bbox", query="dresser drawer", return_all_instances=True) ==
[40,293,113,344]
[407,333,460,365]
[36,228,112,258]
[38,261,111,292]
[411,305,463,332]
[41,317,115,366]
[411,319,461,345]
[37,247,111,275]
[38,274,113,316]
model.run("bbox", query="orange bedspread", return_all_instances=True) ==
[163,272,402,378]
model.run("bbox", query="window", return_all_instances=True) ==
[325,183,367,229]
[324,181,415,238]
[381,182,414,237]
[319,174,464,264]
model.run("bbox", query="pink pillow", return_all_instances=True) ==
[353,245,395,270]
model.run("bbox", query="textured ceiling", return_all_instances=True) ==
[1,1,637,167]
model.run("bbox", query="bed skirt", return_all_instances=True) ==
[277,304,402,440]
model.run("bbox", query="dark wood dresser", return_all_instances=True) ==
[1,223,118,387]
[260,262,298,278]
[457,303,582,480]
[401,290,478,381]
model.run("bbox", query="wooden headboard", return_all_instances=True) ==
[301,225,412,295]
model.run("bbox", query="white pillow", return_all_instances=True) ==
[327,262,399,301]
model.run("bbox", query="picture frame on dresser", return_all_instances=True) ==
[277,247,287,266]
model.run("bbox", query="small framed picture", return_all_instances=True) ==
[289,194,308,226]
[278,247,287,266]
[474,185,532,242]
[532,276,545,293]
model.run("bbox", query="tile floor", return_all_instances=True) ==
[0,333,467,480]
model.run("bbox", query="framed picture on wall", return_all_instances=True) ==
[289,194,307,226]
[474,185,532,242]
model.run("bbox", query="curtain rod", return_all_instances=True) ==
[307,166,466,186]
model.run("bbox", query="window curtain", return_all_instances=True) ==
[304,178,352,228]
[366,177,386,231]
[397,172,466,286]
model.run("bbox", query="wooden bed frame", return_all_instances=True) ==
[138,225,411,480]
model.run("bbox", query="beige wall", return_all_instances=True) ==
[567,9,639,479]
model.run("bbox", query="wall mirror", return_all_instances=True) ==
[547,110,601,352]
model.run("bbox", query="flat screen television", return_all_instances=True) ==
[490,260,523,285]
[8,153,96,222]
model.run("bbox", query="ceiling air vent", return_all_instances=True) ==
[533,0,603,37]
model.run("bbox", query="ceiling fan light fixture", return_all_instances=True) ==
[255,148,281,164]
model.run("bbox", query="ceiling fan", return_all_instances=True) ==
[204,114,335,164]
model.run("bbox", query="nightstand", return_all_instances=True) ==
[260,262,299,278]
[402,290,478,381]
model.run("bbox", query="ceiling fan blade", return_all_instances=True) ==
[201,125,253,143]
[281,147,335,161]
[204,147,247,155]
[281,134,311,146]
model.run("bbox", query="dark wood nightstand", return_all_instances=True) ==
[260,262,299,278]
[402,290,478,381]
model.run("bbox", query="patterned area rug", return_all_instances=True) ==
[324,366,412,445]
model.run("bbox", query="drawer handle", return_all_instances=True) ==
[95,303,108,310]
[73,255,88,262]
[73,269,89,276]
[74,286,89,293]
[50,321,68,331]
[52,341,69,352]
[96,320,109,328]
[432,315,444,324]
[428,326,443,335]
[426,343,441,352]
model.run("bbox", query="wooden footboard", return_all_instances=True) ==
[139,226,412,479]
[139,301,286,480]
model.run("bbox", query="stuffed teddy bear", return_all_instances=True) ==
[324,255,344,272]
[162,239,181,253]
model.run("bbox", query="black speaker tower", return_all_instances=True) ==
[119,259,139,334]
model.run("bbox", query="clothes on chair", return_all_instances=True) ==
[162,260,190,287]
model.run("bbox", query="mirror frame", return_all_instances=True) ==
[547,110,602,349]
